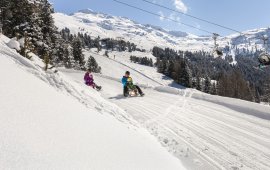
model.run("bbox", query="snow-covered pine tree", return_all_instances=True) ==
[63,45,75,68]
[94,36,101,52]
[53,40,65,65]
[156,58,164,73]
[179,61,192,88]
[196,75,202,91]
[3,0,43,50]
[1,0,29,37]
[168,60,175,77]
[72,38,85,70]
[86,56,101,73]
[1,0,62,63]
[204,76,211,94]
[211,82,217,95]
[38,0,58,56]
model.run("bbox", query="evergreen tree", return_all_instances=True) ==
[39,0,58,57]
[86,56,101,73]
[179,61,192,88]
[196,76,202,91]
[166,60,174,77]
[204,76,211,94]
[211,82,217,95]
[104,50,109,57]
[63,45,75,68]
[157,58,164,73]
[72,38,85,70]
[1,0,62,62]
[2,0,32,37]
[53,40,65,65]
[149,58,154,67]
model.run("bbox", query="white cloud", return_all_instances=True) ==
[174,0,188,13]
[158,11,181,22]
[158,11,165,21]
[158,11,181,23]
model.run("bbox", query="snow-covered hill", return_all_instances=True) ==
[53,9,270,53]
[1,30,270,169]
[60,49,270,170]
[2,7,270,169]
[0,36,187,170]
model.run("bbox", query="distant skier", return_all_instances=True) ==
[84,69,102,91]
[122,71,144,97]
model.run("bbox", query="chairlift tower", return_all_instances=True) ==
[213,33,219,48]
[262,35,269,52]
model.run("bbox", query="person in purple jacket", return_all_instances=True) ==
[84,69,102,91]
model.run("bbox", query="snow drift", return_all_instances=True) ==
[0,36,186,170]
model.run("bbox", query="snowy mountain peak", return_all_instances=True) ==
[54,10,270,52]
[78,8,95,14]
[168,30,189,38]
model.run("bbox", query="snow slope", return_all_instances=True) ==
[0,36,186,170]
[62,50,270,170]
[53,10,270,53]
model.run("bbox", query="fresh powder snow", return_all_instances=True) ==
[0,35,186,170]
[1,8,270,170]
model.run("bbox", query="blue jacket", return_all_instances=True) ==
[122,76,128,86]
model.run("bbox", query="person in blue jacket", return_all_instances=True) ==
[122,71,144,97]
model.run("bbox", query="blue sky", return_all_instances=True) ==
[50,0,270,36]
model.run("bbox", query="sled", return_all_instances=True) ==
[128,88,139,97]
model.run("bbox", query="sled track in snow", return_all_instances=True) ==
[143,89,194,126]
[60,54,270,170]
[99,54,164,86]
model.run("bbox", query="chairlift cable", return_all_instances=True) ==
[112,0,213,35]
[113,0,268,59]
[142,0,242,34]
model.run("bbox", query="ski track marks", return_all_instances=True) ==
[60,53,270,170]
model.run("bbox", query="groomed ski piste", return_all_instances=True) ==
[62,48,270,170]
[1,34,270,170]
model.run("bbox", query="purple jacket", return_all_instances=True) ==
[84,72,94,86]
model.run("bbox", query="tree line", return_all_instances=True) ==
[0,1,144,72]
[130,55,154,67]
[153,46,270,103]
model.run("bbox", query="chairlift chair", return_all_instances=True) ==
[258,52,270,65]
[258,35,270,65]
[212,33,223,57]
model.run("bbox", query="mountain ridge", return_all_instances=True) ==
[53,9,270,53]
